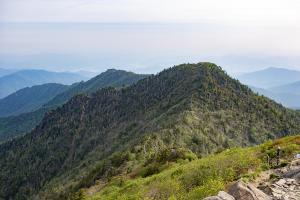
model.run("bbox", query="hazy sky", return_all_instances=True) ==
[0,0,300,74]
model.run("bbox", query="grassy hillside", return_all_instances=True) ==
[0,63,300,199]
[85,135,300,200]
[0,83,69,117]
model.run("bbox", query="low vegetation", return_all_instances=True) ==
[83,135,300,200]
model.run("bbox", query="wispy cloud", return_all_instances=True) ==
[0,0,299,72]
[0,0,300,25]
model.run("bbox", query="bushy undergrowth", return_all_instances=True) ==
[84,135,300,200]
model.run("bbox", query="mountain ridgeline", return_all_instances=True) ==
[238,67,300,88]
[0,69,87,99]
[1,63,300,199]
[0,69,148,142]
[44,69,149,107]
[238,67,300,108]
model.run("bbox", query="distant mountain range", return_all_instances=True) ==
[0,68,17,77]
[0,69,88,99]
[270,81,300,95]
[250,86,300,109]
[238,67,300,109]
[0,69,148,142]
[237,67,300,88]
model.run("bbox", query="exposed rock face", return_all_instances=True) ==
[204,159,300,200]
[283,168,300,181]
[261,178,300,200]
[228,180,271,200]
[259,159,300,200]
[203,197,223,200]
[218,191,236,200]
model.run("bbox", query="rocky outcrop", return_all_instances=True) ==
[259,178,300,200]
[203,180,271,200]
[204,159,300,200]
[203,178,299,200]
[228,180,271,200]
[283,169,300,181]
[257,159,300,200]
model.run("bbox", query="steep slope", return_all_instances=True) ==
[238,67,300,88]
[0,69,148,142]
[1,63,300,200]
[0,83,69,117]
[0,109,47,142]
[0,69,87,98]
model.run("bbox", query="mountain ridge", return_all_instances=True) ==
[44,68,149,107]
[269,80,300,95]
[238,67,300,88]
[0,68,17,77]
[1,63,300,199]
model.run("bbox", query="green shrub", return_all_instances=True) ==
[87,135,300,200]
[140,163,161,178]
[187,178,224,200]
[269,173,280,180]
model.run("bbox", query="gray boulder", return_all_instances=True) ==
[204,191,235,200]
[218,191,235,200]
[228,180,271,200]
[283,168,300,181]
[203,196,222,200]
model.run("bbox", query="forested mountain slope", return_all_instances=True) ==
[0,83,68,117]
[0,69,148,142]
[0,108,47,142]
[1,63,300,200]
[44,69,149,107]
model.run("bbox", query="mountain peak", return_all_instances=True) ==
[105,68,118,72]
[264,67,295,71]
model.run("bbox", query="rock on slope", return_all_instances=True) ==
[204,159,300,200]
